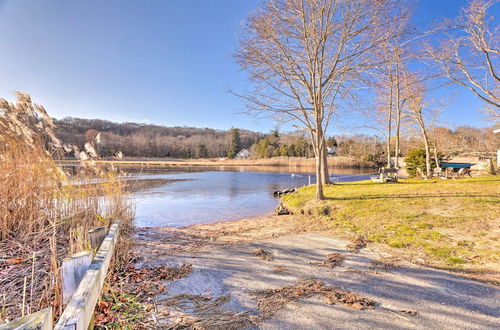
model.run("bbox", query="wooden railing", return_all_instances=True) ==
[0,308,52,330]
[0,221,121,330]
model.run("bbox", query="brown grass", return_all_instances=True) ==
[0,93,134,323]
[310,253,345,268]
[254,248,274,261]
[158,294,256,330]
[94,263,193,328]
[252,279,376,319]
[347,235,368,253]
[58,155,374,170]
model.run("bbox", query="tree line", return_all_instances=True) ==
[54,118,262,159]
[53,117,497,165]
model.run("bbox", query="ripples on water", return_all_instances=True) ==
[130,166,372,228]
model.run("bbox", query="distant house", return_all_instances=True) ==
[326,146,337,156]
[235,148,251,159]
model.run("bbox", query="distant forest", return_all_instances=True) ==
[54,117,498,160]
[54,117,262,158]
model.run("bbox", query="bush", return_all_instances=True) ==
[405,148,442,177]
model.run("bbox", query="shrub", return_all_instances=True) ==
[404,148,442,177]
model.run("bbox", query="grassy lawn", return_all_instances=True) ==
[282,176,500,284]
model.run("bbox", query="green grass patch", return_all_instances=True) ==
[426,246,452,258]
[448,257,467,265]
[281,175,500,273]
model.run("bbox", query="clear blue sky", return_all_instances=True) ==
[0,0,495,134]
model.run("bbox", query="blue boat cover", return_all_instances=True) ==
[440,162,475,169]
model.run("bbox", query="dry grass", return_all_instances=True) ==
[272,266,289,274]
[0,93,134,323]
[252,279,376,319]
[61,156,373,170]
[310,253,345,268]
[347,235,368,252]
[94,263,193,328]
[254,248,274,261]
[370,257,399,272]
[159,294,256,330]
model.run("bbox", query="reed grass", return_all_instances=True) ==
[0,93,134,323]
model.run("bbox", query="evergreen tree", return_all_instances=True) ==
[196,144,209,158]
[227,128,242,158]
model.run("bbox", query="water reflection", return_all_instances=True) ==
[130,166,372,228]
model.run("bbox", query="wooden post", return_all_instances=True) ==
[55,221,120,330]
[62,251,93,307]
[88,227,106,254]
[0,307,52,330]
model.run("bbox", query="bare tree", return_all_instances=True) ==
[235,0,403,199]
[367,40,416,169]
[366,2,415,169]
[427,0,499,115]
[403,73,444,178]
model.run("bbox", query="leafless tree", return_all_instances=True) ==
[403,72,443,178]
[235,0,404,199]
[370,44,408,168]
[366,2,415,169]
[427,0,499,116]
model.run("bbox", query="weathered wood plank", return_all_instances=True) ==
[88,227,106,253]
[0,307,52,330]
[62,251,93,306]
[54,221,120,330]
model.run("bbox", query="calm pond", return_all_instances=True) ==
[129,166,372,228]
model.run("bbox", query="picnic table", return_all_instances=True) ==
[438,162,474,179]
[371,167,399,183]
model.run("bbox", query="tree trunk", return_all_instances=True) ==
[422,130,431,179]
[315,153,324,200]
[394,51,402,169]
[433,143,440,169]
[394,109,401,168]
[386,133,391,168]
[386,78,393,168]
[308,129,325,200]
[321,142,330,184]
[314,130,325,200]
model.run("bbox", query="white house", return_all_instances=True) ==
[326,146,337,156]
[235,148,251,159]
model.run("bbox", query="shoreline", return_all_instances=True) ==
[133,205,499,285]
[58,157,379,170]
[133,213,328,255]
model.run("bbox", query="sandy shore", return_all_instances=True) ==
[126,214,500,329]
[133,213,331,256]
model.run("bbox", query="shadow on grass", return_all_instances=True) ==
[324,193,498,201]
[328,177,500,187]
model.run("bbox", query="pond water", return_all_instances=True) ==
[130,166,373,228]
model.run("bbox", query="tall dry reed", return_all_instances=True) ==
[0,93,133,322]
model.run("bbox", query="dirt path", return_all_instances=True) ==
[132,215,499,329]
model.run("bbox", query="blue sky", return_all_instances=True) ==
[0,0,496,134]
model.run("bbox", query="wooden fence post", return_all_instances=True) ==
[88,227,106,254]
[55,221,120,330]
[62,251,93,307]
[0,307,52,330]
